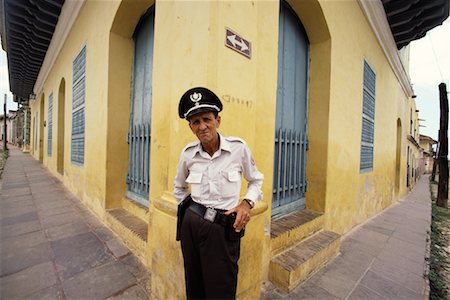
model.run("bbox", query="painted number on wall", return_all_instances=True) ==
[222,95,253,108]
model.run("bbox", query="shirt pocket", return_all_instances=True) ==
[186,172,203,197]
[221,170,241,197]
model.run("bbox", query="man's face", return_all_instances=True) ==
[188,111,221,144]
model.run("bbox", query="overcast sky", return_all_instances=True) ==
[0,45,17,112]
[410,19,449,142]
[0,18,449,138]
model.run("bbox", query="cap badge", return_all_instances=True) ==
[190,92,202,103]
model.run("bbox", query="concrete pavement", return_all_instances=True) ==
[0,148,150,299]
[1,148,431,299]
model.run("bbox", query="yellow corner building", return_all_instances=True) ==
[2,0,447,298]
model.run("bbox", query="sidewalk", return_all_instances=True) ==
[263,176,431,299]
[0,149,151,299]
[1,149,431,299]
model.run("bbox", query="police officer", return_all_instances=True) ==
[174,87,264,299]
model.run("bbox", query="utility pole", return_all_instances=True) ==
[3,94,7,151]
[437,83,448,208]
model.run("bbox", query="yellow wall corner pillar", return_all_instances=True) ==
[148,1,279,299]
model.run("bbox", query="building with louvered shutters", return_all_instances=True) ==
[1,0,448,297]
[419,134,438,174]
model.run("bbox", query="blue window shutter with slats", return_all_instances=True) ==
[71,46,86,164]
[35,112,38,150]
[360,61,376,171]
[47,93,53,156]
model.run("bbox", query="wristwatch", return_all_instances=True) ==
[243,199,255,209]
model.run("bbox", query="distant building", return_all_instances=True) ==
[406,100,422,188]
[9,110,23,147]
[0,110,24,147]
[0,114,7,142]
[420,134,438,174]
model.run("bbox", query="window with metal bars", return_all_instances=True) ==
[71,46,86,165]
[126,8,154,206]
[272,1,309,217]
[360,60,376,172]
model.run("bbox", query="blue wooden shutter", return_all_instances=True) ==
[47,93,53,156]
[272,1,309,217]
[34,112,38,150]
[126,8,155,206]
[360,60,376,171]
[71,46,86,164]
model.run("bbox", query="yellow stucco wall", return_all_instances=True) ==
[30,0,124,216]
[27,0,423,298]
[313,0,414,233]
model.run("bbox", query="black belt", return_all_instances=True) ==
[188,201,228,226]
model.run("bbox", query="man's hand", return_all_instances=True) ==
[224,200,252,232]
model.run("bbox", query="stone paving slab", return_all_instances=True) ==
[288,281,340,300]
[38,205,78,218]
[106,238,131,259]
[347,285,384,300]
[52,232,114,280]
[359,270,422,299]
[0,149,151,299]
[91,223,118,242]
[0,195,34,207]
[1,230,47,253]
[1,242,51,276]
[313,266,357,299]
[41,211,83,229]
[2,182,29,189]
[106,284,150,300]
[0,211,39,226]
[45,221,91,241]
[370,258,424,294]
[120,254,151,290]
[21,285,65,300]
[61,261,136,299]
[1,187,31,197]
[0,205,37,219]
[33,193,69,203]
[0,261,58,299]
[1,219,42,238]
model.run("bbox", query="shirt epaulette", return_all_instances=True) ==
[225,136,246,145]
[182,140,200,153]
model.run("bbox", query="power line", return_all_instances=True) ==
[427,33,445,83]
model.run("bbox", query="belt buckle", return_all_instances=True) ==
[204,207,217,222]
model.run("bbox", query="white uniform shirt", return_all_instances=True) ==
[173,134,264,210]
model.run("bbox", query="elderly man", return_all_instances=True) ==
[174,87,264,299]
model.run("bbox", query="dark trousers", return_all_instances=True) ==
[180,209,241,300]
